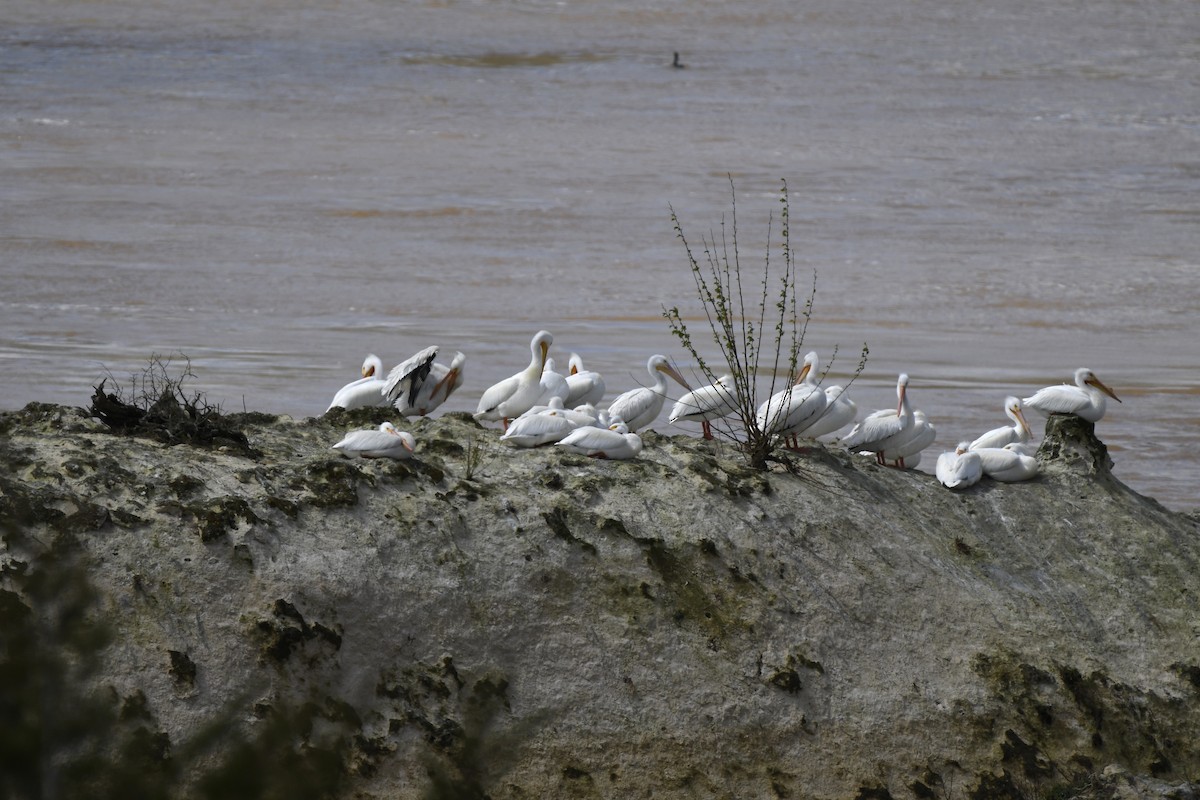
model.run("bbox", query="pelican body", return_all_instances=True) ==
[974,442,1040,482]
[565,353,606,407]
[326,354,390,412]
[841,373,913,464]
[557,422,643,460]
[802,385,857,440]
[385,347,466,417]
[607,355,691,432]
[332,422,415,460]
[756,351,826,448]
[475,330,553,428]
[878,409,935,469]
[969,396,1031,451]
[1023,367,1121,423]
[669,374,739,439]
[936,441,983,489]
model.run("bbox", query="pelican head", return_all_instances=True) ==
[1005,396,1031,437]
[651,355,691,391]
[362,354,383,378]
[1078,368,1122,403]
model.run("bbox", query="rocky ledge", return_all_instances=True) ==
[1,402,1198,799]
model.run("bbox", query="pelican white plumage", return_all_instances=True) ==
[936,441,983,489]
[536,357,571,406]
[1022,367,1121,423]
[326,354,390,412]
[606,354,691,432]
[565,353,606,407]
[557,421,643,460]
[841,373,913,464]
[669,374,738,439]
[385,348,466,417]
[879,409,936,468]
[501,402,579,448]
[475,330,553,429]
[800,385,857,440]
[975,442,1040,482]
[756,351,826,448]
[332,422,415,460]
[969,396,1031,451]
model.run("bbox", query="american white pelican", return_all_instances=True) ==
[606,355,691,432]
[475,330,553,429]
[755,351,826,448]
[974,442,1040,482]
[801,385,857,440]
[878,409,936,469]
[501,403,579,448]
[326,354,391,412]
[385,347,466,417]
[669,374,739,439]
[936,442,983,489]
[536,357,571,406]
[565,353,606,407]
[841,373,913,464]
[1022,367,1121,423]
[332,422,415,460]
[556,421,643,460]
[968,396,1031,451]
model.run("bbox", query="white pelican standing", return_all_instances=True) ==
[565,353,606,407]
[384,347,466,417]
[1022,367,1122,423]
[755,351,826,448]
[332,422,415,460]
[475,330,553,429]
[840,373,913,464]
[669,374,739,440]
[326,354,391,412]
[606,355,691,432]
[878,409,936,469]
[936,442,983,489]
[800,385,857,440]
[969,396,1031,451]
[557,420,643,460]
[974,442,1040,482]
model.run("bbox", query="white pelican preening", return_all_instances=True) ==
[565,353,606,407]
[936,441,983,489]
[556,421,643,460]
[536,357,571,406]
[841,373,913,464]
[969,396,1031,451]
[669,374,739,439]
[1022,367,1121,423]
[384,347,466,417]
[332,422,415,460]
[878,409,936,469]
[801,385,857,440]
[326,354,391,412]
[974,442,1040,482]
[755,351,826,448]
[475,330,553,429]
[606,354,691,432]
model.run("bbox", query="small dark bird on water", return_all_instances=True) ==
[672,52,686,69]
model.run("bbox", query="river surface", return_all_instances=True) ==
[3,0,1197,510]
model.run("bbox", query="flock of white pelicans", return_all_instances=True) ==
[328,330,1122,490]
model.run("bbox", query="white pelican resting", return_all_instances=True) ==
[500,403,579,448]
[475,330,553,429]
[1022,367,1122,423]
[841,373,913,464]
[936,442,983,489]
[385,347,466,417]
[557,421,643,460]
[332,422,415,460]
[565,353,606,407]
[756,351,826,448]
[974,443,1040,482]
[536,358,571,406]
[606,355,691,432]
[969,396,1031,451]
[669,374,739,439]
[878,409,936,469]
[801,385,857,440]
[326,354,391,412]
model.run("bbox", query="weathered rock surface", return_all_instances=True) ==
[2,403,1198,799]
